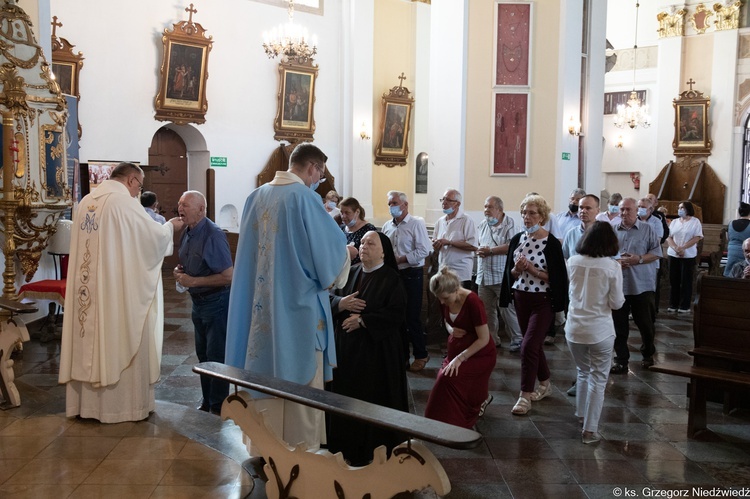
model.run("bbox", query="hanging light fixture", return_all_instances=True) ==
[262,0,318,64]
[614,1,651,129]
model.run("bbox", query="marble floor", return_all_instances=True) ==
[2,275,750,498]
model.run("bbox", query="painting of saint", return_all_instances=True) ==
[282,71,312,126]
[382,103,408,152]
[679,105,704,143]
[166,43,204,104]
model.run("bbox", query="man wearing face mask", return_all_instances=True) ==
[433,189,478,289]
[59,163,185,422]
[382,191,433,371]
[555,188,586,243]
[638,197,665,312]
[225,142,354,455]
[476,196,523,351]
[596,192,623,225]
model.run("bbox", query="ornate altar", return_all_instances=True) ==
[0,0,73,408]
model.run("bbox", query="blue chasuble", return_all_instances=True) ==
[225,175,347,394]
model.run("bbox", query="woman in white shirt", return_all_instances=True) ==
[666,201,703,313]
[566,222,625,444]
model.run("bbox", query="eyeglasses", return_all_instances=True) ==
[521,210,539,216]
[131,176,143,191]
[439,197,458,204]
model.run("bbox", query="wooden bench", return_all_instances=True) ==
[194,361,482,498]
[697,223,727,276]
[650,275,750,437]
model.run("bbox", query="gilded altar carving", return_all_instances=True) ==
[657,7,686,38]
[690,4,715,34]
[713,1,743,31]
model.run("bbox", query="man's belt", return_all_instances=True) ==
[190,285,230,299]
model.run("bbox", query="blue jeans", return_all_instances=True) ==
[399,267,428,360]
[191,288,230,410]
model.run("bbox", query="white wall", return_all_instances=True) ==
[50,0,346,218]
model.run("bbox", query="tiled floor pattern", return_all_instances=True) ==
[2,274,750,498]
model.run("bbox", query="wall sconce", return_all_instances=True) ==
[359,122,371,141]
[615,135,624,149]
[568,116,582,136]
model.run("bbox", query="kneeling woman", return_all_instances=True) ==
[424,266,496,429]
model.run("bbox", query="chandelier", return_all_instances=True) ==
[614,1,651,129]
[262,0,317,64]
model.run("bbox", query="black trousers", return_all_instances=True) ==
[668,256,695,311]
[612,291,656,364]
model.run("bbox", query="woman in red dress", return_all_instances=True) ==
[424,266,497,429]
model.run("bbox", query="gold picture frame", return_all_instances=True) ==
[374,74,414,167]
[672,83,712,156]
[154,5,213,125]
[274,60,318,143]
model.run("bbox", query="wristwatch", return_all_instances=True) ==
[638,255,644,264]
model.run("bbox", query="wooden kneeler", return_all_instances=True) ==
[194,362,483,498]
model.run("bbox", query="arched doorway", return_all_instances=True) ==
[147,127,188,270]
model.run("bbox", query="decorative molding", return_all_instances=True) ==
[690,4,715,34]
[657,7,686,38]
[713,1,743,31]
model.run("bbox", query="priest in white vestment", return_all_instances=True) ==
[59,163,184,423]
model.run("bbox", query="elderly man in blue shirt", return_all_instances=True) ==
[610,197,662,374]
[174,190,234,415]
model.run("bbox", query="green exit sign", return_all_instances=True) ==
[210,156,227,167]
[561,152,571,161]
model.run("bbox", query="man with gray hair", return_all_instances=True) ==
[174,190,234,415]
[59,162,184,422]
[433,188,478,289]
[610,197,662,374]
[555,188,586,242]
[382,190,433,371]
[476,196,522,351]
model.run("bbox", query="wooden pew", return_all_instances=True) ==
[696,223,727,276]
[194,361,482,498]
[650,275,750,437]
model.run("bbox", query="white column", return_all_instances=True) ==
[344,0,374,217]
[711,28,740,221]
[555,0,584,212]
[411,2,431,218]
[425,0,468,224]
[584,0,607,198]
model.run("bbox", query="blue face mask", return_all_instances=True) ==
[637,207,648,218]
[346,218,357,228]
[526,223,540,234]
[678,208,686,217]
[389,206,403,218]
[310,180,321,191]
[486,216,499,226]
[443,207,454,215]
[608,205,620,214]
[326,201,337,210]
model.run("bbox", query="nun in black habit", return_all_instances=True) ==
[328,230,409,466]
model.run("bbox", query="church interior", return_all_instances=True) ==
[2,0,750,497]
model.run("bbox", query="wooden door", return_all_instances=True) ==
[147,127,188,271]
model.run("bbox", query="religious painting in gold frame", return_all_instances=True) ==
[274,61,318,143]
[154,6,213,125]
[374,75,414,167]
[672,85,711,156]
[51,30,83,97]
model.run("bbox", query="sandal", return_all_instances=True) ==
[511,395,531,415]
[530,382,552,401]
